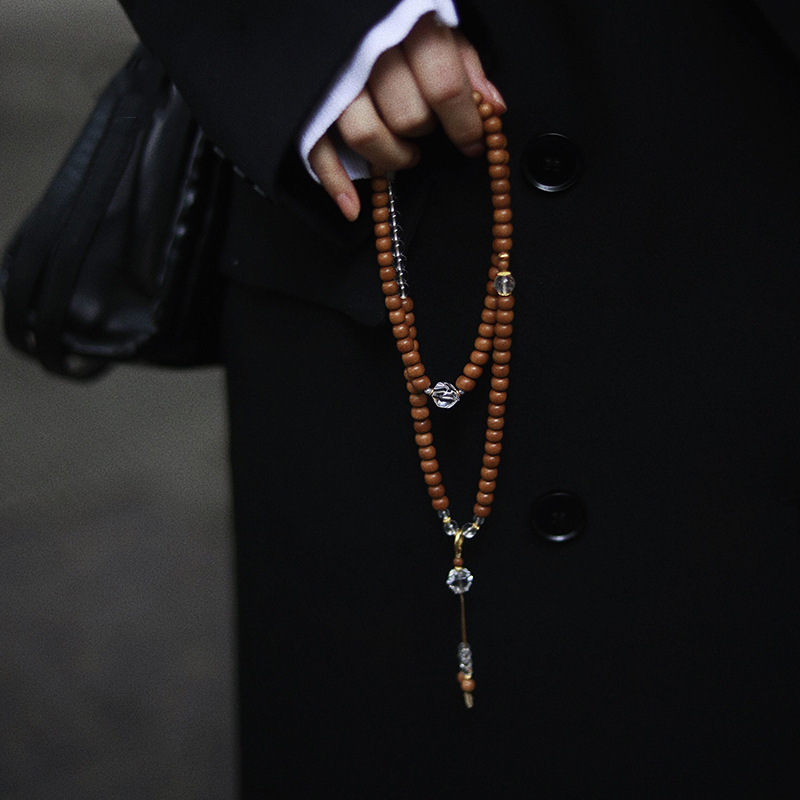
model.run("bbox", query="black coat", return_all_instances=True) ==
[121,1,800,796]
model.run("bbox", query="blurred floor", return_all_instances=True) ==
[0,3,237,798]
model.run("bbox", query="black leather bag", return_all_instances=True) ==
[0,45,229,379]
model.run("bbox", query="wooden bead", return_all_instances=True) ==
[494,324,513,337]
[401,350,421,366]
[382,281,399,297]
[418,446,436,460]
[491,363,510,377]
[405,362,425,378]
[489,391,507,404]
[469,350,490,366]
[463,363,483,381]
[493,208,512,223]
[487,149,509,165]
[401,297,414,312]
[484,441,502,456]
[479,480,497,493]
[404,312,415,327]
[421,459,439,474]
[482,453,500,468]
[472,90,483,104]
[491,377,509,391]
[456,375,475,392]
[408,393,427,407]
[478,323,495,338]
[491,194,511,209]
[477,102,494,119]
[392,324,409,340]
[370,164,387,178]
[473,503,491,517]
[497,295,515,310]
[485,428,503,443]
[372,192,389,207]
[477,491,494,505]
[493,337,512,351]
[415,433,433,446]
[483,116,502,133]
[377,251,394,267]
[385,295,402,310]
[423,470,442,485]
[376,237,392,252]
[480,308,497,324]
[492,223,513,238]
[396,337,414,353]
[373,207,389,222]
[432,497,450,511]
[493,350,511,364]
[485,133,507,149]
[488,403,506,417]
[460,678,476,692]
[411,376,430,392]
[428,484,446,498]
[496,309,514,323]
[481,467,498,480]
[453,556,464,567]
[489,164,510,179]
[493,238,513,253]
[414,419,431,433]
[374,222,390,237]
[388,308,405,324]
[474,337,492,352]
[371,178,388,192]
[486,417,505,431]
[484,295,498,310]
[380,266,396,282]
[411,407,430,420]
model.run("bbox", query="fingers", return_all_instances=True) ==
[368,46,436,138]
[336,88,421,173]
[402,13,485,156]
[307,133,361,221]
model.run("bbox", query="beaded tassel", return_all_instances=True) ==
[371,92,515,707]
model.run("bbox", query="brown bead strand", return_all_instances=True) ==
[371,92,515,707]
[370,91,513,522]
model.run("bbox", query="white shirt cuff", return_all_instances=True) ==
[298,0,460,183]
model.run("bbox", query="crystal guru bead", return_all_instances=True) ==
[447,567,474,594]
[426,381,463,409]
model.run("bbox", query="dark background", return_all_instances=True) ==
[0,2,236,797]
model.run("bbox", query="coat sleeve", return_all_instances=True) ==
[118,0,399,202]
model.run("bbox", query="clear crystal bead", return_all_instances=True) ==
[461,522,478,539]
[426,382,462,409]
[447,567,473,594]
[443,519,459,537]
[494,272,516,296]
[458,642,474,674]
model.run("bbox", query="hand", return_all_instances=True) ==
[308,12,506,221]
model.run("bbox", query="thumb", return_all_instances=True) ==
[454,32,506,114]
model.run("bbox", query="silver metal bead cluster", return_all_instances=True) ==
[386,178,409,298]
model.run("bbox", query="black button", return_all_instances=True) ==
[530,491,586,542]
[523,133,581,192]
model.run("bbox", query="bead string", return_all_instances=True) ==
[370,91,515,708]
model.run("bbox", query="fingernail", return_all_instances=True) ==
[336,191,360,222]
[487,81,507,113]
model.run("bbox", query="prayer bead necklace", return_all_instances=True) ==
[370,92,515,708]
